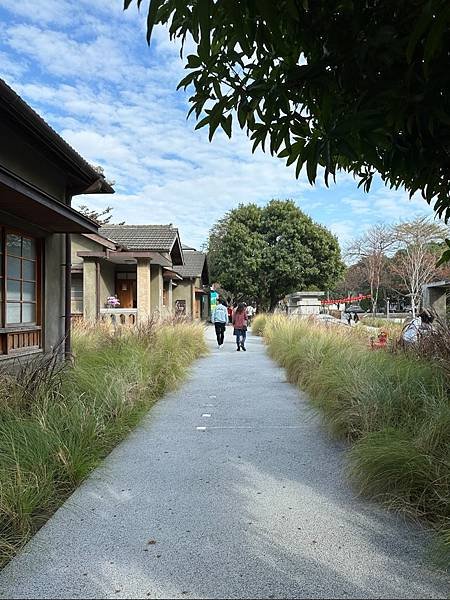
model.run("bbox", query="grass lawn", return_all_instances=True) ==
[0,320,207,567]
[253,313,450,566]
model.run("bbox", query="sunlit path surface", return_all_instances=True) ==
[0,326,447,599]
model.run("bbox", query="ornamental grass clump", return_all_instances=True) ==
[251,313,269,336]
[0,319,207,567]
[262,315,450,564]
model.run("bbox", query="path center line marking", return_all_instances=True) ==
[196,425,310,430]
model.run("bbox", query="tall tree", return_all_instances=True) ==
[390,217,448,317]
[207,200,344,310]
[125,1,450,222]
[347,224,395,314]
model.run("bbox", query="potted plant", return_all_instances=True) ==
[106,295,120,308]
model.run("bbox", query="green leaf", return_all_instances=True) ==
[237,102,249,128]
[208,115,221,141]
[436,247,450,267]
[145,0,164,45]
[222,114,232,138]
[194,116,210,130]
[187,54,202,68]
[213,79,222,99]
[295,155,304,179]
[177,71,198,90]
[406,8,432,62]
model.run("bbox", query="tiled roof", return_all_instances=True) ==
[176,249,206,278]
[99,225,179,252]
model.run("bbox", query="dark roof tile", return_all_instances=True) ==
[176,249,206,278]
[99,224,179,252]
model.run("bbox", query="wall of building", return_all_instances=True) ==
[423,285,449,320]
[287,293,324,316]
[71,234,104,266]
[173,280,194,318]
[44,233,66,352]
[99,261,116,308]
[150,264,163,315]
[0,118,67,202]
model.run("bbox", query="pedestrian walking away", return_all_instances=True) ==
[227,304,233,324]
[233,302,248,351]
[211,298,228,348]
[246,302,255,326]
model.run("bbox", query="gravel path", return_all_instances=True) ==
[0,326,447,599]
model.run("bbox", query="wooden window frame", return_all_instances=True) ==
[0,227,42,356]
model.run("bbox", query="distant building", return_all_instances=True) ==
[71,225,183,325]
[286,291,325,316]
[173,246,210,320]
[422,280,450,321]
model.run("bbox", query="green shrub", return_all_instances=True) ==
[263,315,450,564]
[252,313,269,336]
[0,321,207,567]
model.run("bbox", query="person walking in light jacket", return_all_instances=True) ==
[211,298,228,348]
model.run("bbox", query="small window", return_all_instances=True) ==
[71,274,83,314]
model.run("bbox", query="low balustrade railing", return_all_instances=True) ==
[99,308,138,326]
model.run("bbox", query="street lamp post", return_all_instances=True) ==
[386,297,390,319]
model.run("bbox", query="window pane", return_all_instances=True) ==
[22,238,36,260]
[71,276,83,293]
[117,273,127,280]
[7,256,21,279]
[7,303,21,324]
[127,273,137,280]
[6,234,22,257]
[23,281,36,302]
[7,279,20,300]
[71,299,83,313]
[22,303,35,323]
[23,260,35,281]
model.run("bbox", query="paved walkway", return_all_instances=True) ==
[0,326,447,599]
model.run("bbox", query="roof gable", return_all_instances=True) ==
[176,250,208,279]
[99,224,184,265]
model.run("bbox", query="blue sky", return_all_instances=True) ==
[0,0,437,250]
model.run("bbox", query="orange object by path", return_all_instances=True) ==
[370,331,388,350]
